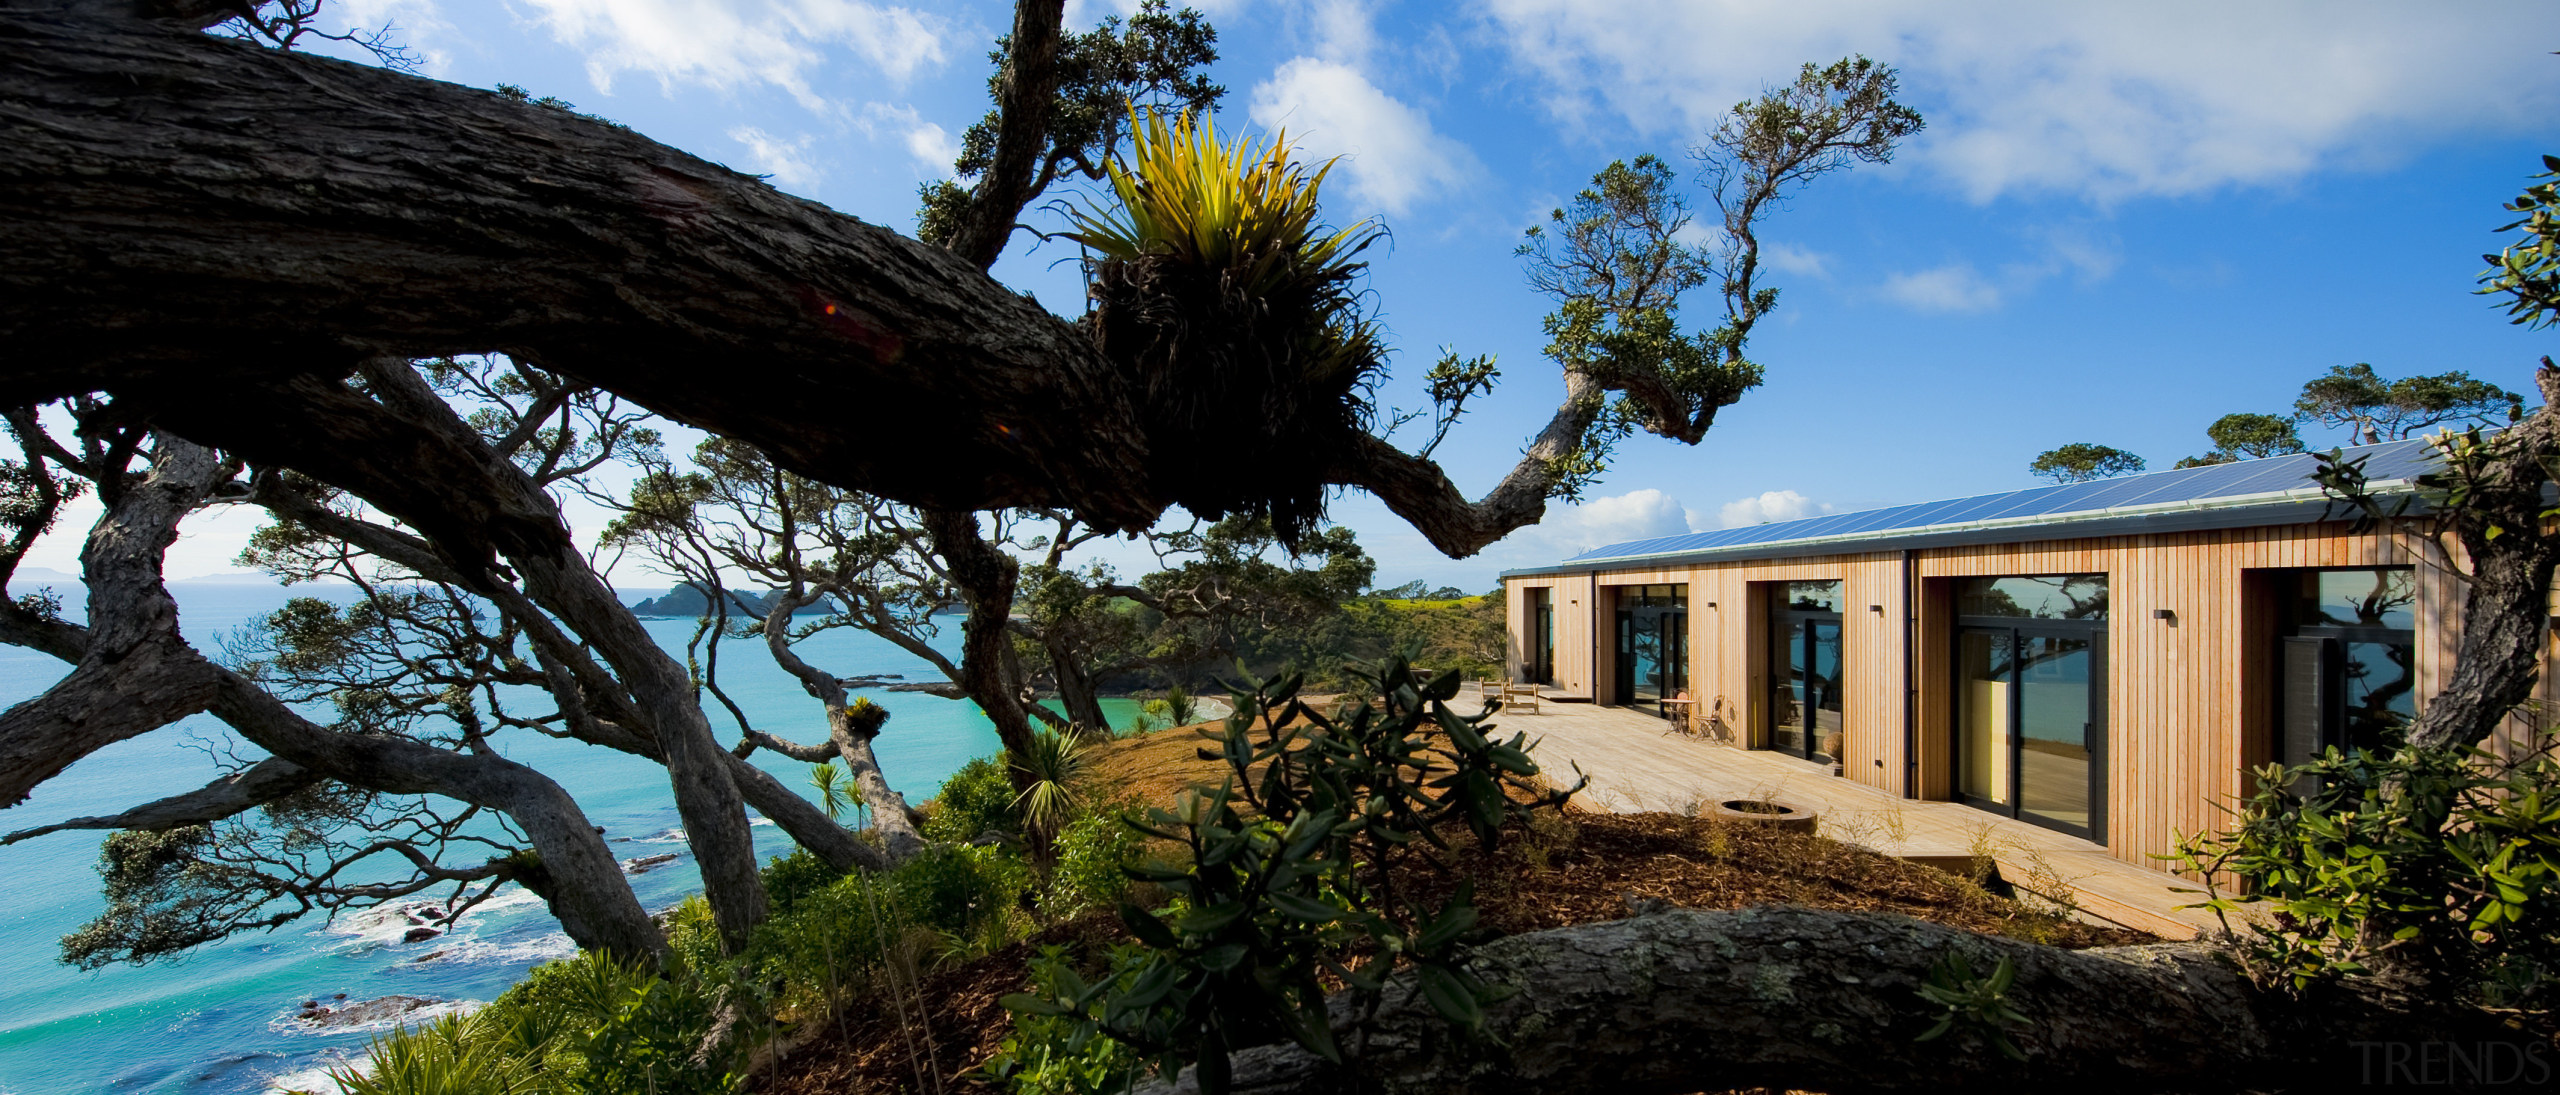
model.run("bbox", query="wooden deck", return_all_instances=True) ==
[1477,690,2228,940]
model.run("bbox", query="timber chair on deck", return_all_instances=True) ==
[1499,680,1542,714]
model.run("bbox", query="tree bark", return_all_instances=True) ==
[759,594,926,860]
[1,755,316,845]
[946,0,1065,270]
[2406,365,2560,754]
[1041,627,1116,736]
[0,435,223,806]
[1137,906,2503,1095]
[924,508,1043,789]
[0,5,1597,564]
[0,5,1160,532]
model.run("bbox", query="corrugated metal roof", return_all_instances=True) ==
[1555,436,2439,567]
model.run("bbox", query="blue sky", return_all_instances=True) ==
[35,0,2560,591]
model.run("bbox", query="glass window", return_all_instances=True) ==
[1613,584,1688,608]
[2292,568,2416,630]
[1958,575,2108,620]
[1774,580,1843,613]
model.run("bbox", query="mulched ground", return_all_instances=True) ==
[757,718,2147,1092]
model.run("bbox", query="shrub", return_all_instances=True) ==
[925,755,1019,843]
[983,945,1149,1095]
[762,849,850,915]
[1042,801,1148,918]
[2176,727,2560,1005]
[1006,645,1579,1092]
[896,843,1029,947]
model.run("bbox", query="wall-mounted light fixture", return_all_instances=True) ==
[1706,601,1718,609]
[1868,604,1884,613]
[2154,608,2176,621]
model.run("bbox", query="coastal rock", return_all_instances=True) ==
[401,927,440,943]
[623,853,679,874]
[294,994,442,1030]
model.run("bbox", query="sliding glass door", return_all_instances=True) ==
[1769,580,1844,762]
[1953,575,2106,841]
[1612,585,1687,717]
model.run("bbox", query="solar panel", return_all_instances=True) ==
[1559,435,2447,565]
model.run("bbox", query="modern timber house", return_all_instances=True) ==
[1499,436,2557,874]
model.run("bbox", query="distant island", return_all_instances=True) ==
[625,583,968,619]
[625,583,830,619]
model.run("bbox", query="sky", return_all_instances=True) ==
[22,0,2560,592]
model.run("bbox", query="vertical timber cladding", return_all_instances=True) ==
[1500,575,1598,698]
[1577,554,1913,796]
[1913,521,2431,870]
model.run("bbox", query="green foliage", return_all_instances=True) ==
[1914,952,2029,1062]
[1137,684,1199,732]
[983,946,1151,1095]
[1015,729,1093,839]
[926,755,1022,843]
[1004,648,1577,1093]
[897,844,1031,947]
[1043,801,1150,918]
[1069,108,1383,543]
[808,761,851,822]
[919,0,1222,247]
[330,1011,560,1095]
[2176,412,2307,468]
[2483,153,2560,329]
[2175,730,2560,1005]
[2027,442,2145,484]
[1516,58,1919,496]
[334,949,729,1095]
[2293,362,2522,444]
[761,849,849,916]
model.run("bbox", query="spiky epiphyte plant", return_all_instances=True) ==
[1067,106,1384,546]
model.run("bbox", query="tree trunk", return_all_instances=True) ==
[0,436,224,806]
[923,509,1043,791]
[758,595,926,860]
[1044,630,1117,736]
[0,6,1166,532]
[1137,906,2512,1095]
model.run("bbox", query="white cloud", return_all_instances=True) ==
[858,103,958,176]
[1483,0,2560,203]
[1250,57,1481,216]
[521,0,951,107]
[1718,490,1832,529]
[728,126,822,188]
[1882,263,2001,313]
[1760,241,1831,279]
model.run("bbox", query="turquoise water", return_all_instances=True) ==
[0,582,1128,1094]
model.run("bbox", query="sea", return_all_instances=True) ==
[0,578,1134,1095]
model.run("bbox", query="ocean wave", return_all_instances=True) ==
[397,930,576,969]
[268,995,483,1038]
[263,1054,365,1095]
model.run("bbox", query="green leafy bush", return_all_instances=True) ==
[926,755,1020,843]
[335,948,727,1095]
[1006,646,1578,1093]
[983,945,1149,1095]
[2176,728,2560,1004]
[1042,800,1149,918]
[762,849,850,916]
[897,843,1029,947]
